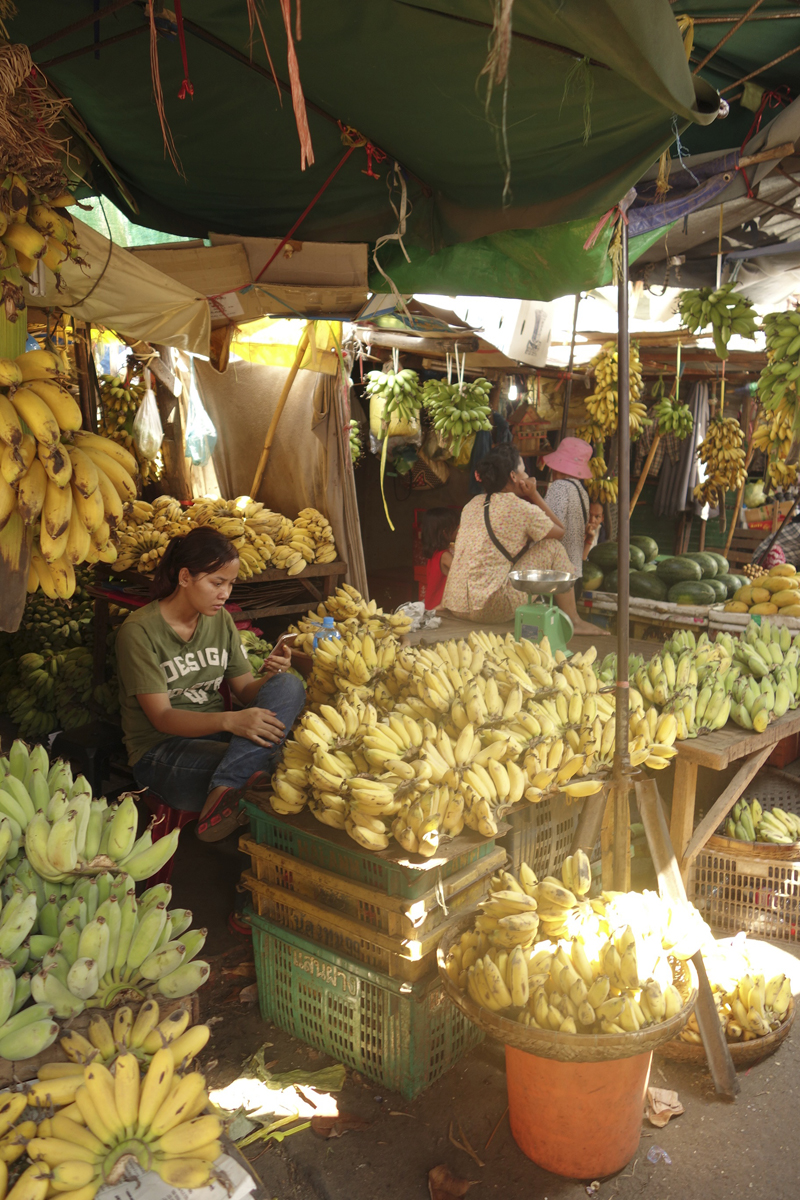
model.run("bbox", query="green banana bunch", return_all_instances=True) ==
[654,396,693,440]
[28,874,209,1014]
[0,957,58,1059]
[239,628,272,675]
[725,797,800,845]
[348,419,363,465]
[421,377,492,457]
[365,367,422,431]
[678,283,758,360]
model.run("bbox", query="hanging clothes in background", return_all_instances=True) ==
[653,382,709,518]
[467,410,514,495]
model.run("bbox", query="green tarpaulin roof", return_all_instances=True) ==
[12,1,719,299]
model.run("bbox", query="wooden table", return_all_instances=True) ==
[670,708,800,883]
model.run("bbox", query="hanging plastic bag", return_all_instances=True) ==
[185,380,218,467]
[131,388,163,460]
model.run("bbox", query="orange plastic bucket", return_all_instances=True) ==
[505,1044,652,1179]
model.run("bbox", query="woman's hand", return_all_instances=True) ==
[260,645,292,678]
[226,706,285,746]
[518,477,540,504]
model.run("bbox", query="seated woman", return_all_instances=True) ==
[115,526,306,842]
[441,443,606,636]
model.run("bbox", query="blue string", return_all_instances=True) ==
[671,115,700,186]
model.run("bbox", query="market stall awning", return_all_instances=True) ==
[10,2,717,301]
[25,219,211,354]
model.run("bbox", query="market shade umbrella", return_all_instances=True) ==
[12,1,716,298]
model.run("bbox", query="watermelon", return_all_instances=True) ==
[583,562,604,592]
[716,573,743,598]
[588,542,645,572]
[668,581,717,606]
[602,569,619,593]
[684,552,718,578]
[706,552,729,575]
[631,535,658,563]
[641,562,658,574]
[630,572,668,601]
[629,545,646,571]
[706,578,728,603]
[656,557,703,585]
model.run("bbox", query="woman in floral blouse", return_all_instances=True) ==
[442,444,606,635]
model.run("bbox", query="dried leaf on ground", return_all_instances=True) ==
[311,1113,371,1139]
[239,983,259,1004]
[645,1087,684,1128]
[428,1164,478,1199]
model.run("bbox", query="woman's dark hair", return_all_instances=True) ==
[150,526,239,599]
[475,443,523,494]
[421,507,460,559]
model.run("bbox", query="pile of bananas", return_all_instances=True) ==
[681,936,792,1044]
[0,349,141,596]
[678,283,758,359]
[24,1045,222,1190]
[366,367,422,436]
[348,419,363,466]
[0,961,58,1061]
[421,377,493,459]
[585,454,618,504]
[443,859,701,1034]
[60,998,208,1068]
[98,374,162,488]
[766,459,798,492]
[630,634,733,740]
[725,619,800,732]
[724,796,800,845]
[0,174,81,287]
[288,584,412,658]
[693,415,746,508]
[270,636,679,855]
[115,496,337,579]
[654,396,694,440]
[239,628,272,675]
[583,341,646,438]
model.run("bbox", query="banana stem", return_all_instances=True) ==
[629,434,661,518]
[379,424,395,531]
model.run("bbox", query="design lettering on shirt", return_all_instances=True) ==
[160,647,229,685]
[167,677,224,704]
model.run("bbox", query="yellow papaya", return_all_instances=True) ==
[749,602,778,616]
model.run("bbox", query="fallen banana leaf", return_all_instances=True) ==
[245,1048,346,1093]
[428,1164,478,1200]
[237,1115,311,1147]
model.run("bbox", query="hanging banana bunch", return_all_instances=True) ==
[98,374,162,487]
[585,454,617,504]
[678,284,758,360]
[755,310,800,487]
[348,419,363,466]
[0,174,81,295]
[421,377,493,458]
[654,396,693,440]
[693,415,746,508]
[584,341,647,438]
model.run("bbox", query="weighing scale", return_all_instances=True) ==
[509,568,578,653]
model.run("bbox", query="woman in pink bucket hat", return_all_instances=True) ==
[541,437,598,578]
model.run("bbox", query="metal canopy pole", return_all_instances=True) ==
[558,293,581,447]
[611,220,631,890]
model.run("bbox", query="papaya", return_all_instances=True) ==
[781,604,800,617]
[749,602,779,616]
[733,586,754,605]
[773,589,800,608]
[750,587,771,605]
[768,563,796,578]
[762,575,797,595]
[723,601,750,613]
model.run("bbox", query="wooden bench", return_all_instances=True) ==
[726,526,765,571]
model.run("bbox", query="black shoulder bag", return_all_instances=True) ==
[483,495,532,565]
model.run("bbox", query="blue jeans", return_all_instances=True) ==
[132,673,306,812]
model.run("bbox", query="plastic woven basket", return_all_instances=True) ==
[250,911,483,1101]
[243,798,497,900]
[499,795,579,876]
[689,848,800,943]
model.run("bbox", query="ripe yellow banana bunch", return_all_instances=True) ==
[586,476,618,504]
[682,935,794,1045]
[588,454,607,480]
[25,1045,222,1191]
[97,375,161,487]
[693,415,746,507]
[584,341,645,436]
[446,861,698,1036]
[59,1000,209,1069]
[766,458,798,492]
[0,173,81,297]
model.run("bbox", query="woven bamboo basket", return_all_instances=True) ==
[657,998,794,1067]
[437,915,697,1064]
[706,767,800,863]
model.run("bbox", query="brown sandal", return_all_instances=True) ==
[196,789,248,842]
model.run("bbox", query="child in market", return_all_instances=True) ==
[584,501,604,559]
[421,507,460,611]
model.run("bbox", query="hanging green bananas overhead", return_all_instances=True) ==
[654,396,693,440]
[677,283,758,360]
[365,367,422,432]
[421,377,493,458]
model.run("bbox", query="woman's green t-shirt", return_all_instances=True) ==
[116,601,249,765]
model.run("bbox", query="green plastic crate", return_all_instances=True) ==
[250,911,483,1100]
[498,795,578,876]
[243,798,496,900]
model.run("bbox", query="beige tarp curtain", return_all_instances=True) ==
[24,219,211,355]
[193,359,368,596]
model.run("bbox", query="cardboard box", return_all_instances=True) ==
[743,501,794,531]
[130,243,251,298]
[209,234,367,287]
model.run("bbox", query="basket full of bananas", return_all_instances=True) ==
[437,859,698,1063]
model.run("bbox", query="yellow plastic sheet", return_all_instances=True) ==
[231,318,342,376]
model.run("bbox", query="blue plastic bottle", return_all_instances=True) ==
[313,615,341,651]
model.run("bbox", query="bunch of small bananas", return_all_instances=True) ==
[24,1045,222,1190]
[584,341,646,437]
[693,415,746,508]
[630,633,733,741]
[654,396,694,440]
[60,998,209,1068]
[678,283,758,359]
[348,419,363,465]
[683,938,792,1044]
[766,458,798,492]
[366,368,422,434]
[289,584,412,656]
[724,795,800,845]
[752,413,793,464]
[97,373,162,487]
[586,477,618,504]
[444,859,701,1035]
[421,377,493,458]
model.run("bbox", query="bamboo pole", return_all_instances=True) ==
[724,393,753,557]
[629,434,660,518]
[249,322,312,499]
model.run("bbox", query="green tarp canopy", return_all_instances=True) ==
[12,1,719,300]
